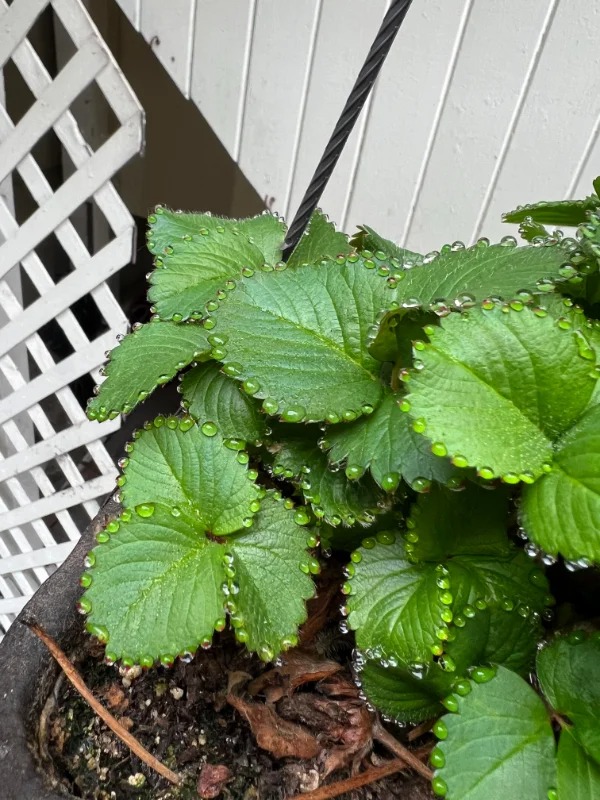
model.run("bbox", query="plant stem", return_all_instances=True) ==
[23,620,182,787]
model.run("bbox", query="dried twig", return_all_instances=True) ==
[372,720,434,781]
[407,717,434,742]
[23,620,182,787]
[287,758,407,800]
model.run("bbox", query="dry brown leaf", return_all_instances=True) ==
[197,764,233,799]
[248,651,342,699]
[227,694,321,760]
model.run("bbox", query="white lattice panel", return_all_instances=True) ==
[0,0,143,637]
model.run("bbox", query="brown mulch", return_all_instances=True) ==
[44,577,435,800]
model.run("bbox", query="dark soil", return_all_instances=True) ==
[43,630,434,800]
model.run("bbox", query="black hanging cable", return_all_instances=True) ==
[282,0,414,260]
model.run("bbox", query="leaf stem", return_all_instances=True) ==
[23,620,182,787]
[372,719,434,780]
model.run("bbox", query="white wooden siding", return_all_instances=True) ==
[0,0,144,637]
[117,0,600,251]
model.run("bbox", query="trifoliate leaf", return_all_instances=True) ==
[121,419,260,536]
[407,484,511,561]
[350,224,423,266]
[325,390,459,493]
[557,730,600,799]
[503,197,600,226]
[147,206,286,265]
[181,362,266,443]
[392,240,577,311]
[148,226,266,321]
[406,305,597,479]
[433,666,556,800]
[537,632,600,765]
[271,425,383,526]
[521,406,600,562]
[82,493,314,662]
[286,210,352,268]
[211,258,394,422]
[87,320,211,421]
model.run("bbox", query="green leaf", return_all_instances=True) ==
[226,495,316,657]
[87,320,211,421]
[350,225,423,266]
[521,405,600,562]
[503,197,600,226]
[537,632,600,764]
[406,305,597,479]
[147,206,286,265]
[368,308,438,363]
[181,362,266,443]
[433,667,556,800]
[392,240,577,311]
[82,493,314,662]
[517,218,550,243]
[346,530,549,712]
[407,484,511,561]
[557,730,600,799]
[271,425,383,526]
[148,226,266,321]
[325,390,459,492]
[211,258,394,422]
[286,210,352,268]
[346,535,447,665]
[121,419,260,536]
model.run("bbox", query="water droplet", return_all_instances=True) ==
[381,472,400,492]
[281,406,306,423]
[471,665,496,683]
[478,467,495,480]
[432,777,448,797]
[431,442,448,458]
[293,508,310,526]
[135,503,155,518]
[242,378,261,395]
[345,464,363,480]
[453,679,471,696]
[442,694,459,713]
[433,719,448,740]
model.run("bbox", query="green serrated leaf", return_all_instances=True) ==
[325,390,459,492]
[347,535,446,665]
[227,496,315,656]
[147,207,286,265]
[286,210,352,268]
[148,226,266,321]
[434,666,556,800]
[393,240,576,310]
[537,632,600,765]
[407,485,511,561]
[271,425,383,526]
[181,363,266,443]
[518,218,550,243]
[211,258,394,421]
[82,493,314,662]
[406,305,597,478]
[121,420,260,535]
[557,730,600,799]
[350,225,423,266]
[87,321,211,421]
[521,405,600,562]
[503,197,600,226]
[368,308,438,364]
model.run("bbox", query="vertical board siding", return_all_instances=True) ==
[477,0,600,241]
[345,0,470,247]
[237,0,321,211]
[140,0,197,97]
[118,0,600,249]
[190,0,256,158]
[284,0,387,226]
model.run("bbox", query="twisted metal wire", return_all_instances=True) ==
[282,0,414,259]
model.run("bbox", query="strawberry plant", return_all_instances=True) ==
[83,184,600,798]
